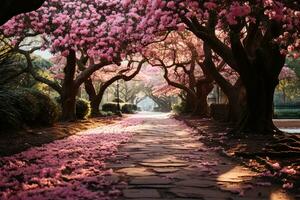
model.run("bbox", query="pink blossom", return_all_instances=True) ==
[280,167,297,175]
[282,182,294,189]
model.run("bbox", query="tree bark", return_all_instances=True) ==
[61,89,77,122]
[202,43,242,123]
[90,97,102,116]
[61,50,77,122]
[238,73,279,134]
[193,81,214,117]
[230,29,285,134]
[89,88,105,116]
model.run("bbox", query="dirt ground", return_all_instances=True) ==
[176,115,300,194]
[0,116,121,157]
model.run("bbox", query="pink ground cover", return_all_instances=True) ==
[0,118,143,200]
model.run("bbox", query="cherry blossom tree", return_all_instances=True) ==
[144,31,240,117]
[144,31,211,116]
[83,58,146,116]
[138,0,300,134]
[0,0,159,121]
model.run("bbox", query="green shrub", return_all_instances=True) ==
[24,89,60,125]
[76,98,91,119]
[0,88,60,131]
[0,90,22,131]
[13,89,41,125]
[121,103,137,114]
[102,102,119,113]
[99,111,114,117]
[172,103,185,114]
[274,108,300,119]
[112,98,124,103]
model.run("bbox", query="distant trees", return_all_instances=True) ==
[139,0,300,134]
[144,31,240,117]
[84,59,146,116]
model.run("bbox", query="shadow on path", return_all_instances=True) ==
[108,112,295,200]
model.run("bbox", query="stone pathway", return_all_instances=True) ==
[106,112,296,200]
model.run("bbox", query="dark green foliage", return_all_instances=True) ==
[102,102,119,113]
[12,89,40,125]
[0,90,22,131]
[274,104,300,119]
[0,53,54,89]
[172,103,185,114]
[99,111,114,117]
[112,98,124,103]
[27,89,60,125]
[121,103,137,114]
[0,88,60,131]
[76,98,91,119]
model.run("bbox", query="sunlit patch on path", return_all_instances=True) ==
[107,113,296,200]
[0,117,143,200]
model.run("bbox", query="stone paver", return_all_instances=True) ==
[106,112,295,199]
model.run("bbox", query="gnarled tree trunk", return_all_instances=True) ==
[230,28,285,134]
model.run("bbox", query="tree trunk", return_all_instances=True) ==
[229,25,285,135]
[90,98,101,116]
[61,89,77,121]
[226,80,245,123]
[84,78,99,116]
[192,98,208,117]
[90,89,105,116]
[227,91,242,123]
[184,93,196,113]
[192,82,213,117]
[61,50,77,122]
[237,75,279,134]
[235,49,284,134]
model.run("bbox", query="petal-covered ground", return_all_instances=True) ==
[105,113,296,199]
[0,117,143,200]
[0,113,297,200]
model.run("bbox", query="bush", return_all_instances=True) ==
[274,108,300,119]
[112,98,124,103]
[76,98,91,119]
[28,89,60,125]
[99,111,114,117]
[121,103,137,114]
[12,89,41,125]
[172,103,185,114]
[0,90,22,131]
[102,102,119,113]
[0,88,60,131]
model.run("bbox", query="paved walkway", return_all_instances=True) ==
[107,113,295,200]
[0,112,296,199]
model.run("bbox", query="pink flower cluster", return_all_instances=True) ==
[225,2,251,25]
